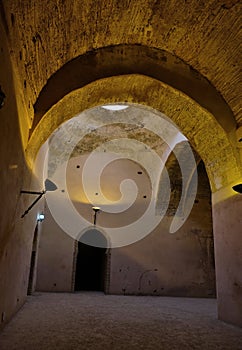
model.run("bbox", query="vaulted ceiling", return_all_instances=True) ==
[1,0,241,191]
[1,0,241,124]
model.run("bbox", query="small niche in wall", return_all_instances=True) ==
[1,312,6,322]
[10,13,15,26]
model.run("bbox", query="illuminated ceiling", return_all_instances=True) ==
[1,1,241,191]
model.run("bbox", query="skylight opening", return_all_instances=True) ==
[102,105,129,111]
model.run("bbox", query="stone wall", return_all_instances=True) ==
[0,17,42,329]
[36,161,215,298]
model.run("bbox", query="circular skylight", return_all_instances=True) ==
[102,105,129,111]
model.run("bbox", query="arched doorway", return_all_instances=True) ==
[74,229,108,291]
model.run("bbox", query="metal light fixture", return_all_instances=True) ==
[37,213,45,222]
[92,206,100,225]
[20,179,57,218]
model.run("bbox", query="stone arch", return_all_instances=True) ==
[77,225,110,249]
[32,44,235,134]
[27,74,241,192]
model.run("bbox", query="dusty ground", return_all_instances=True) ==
[0,292,241,350]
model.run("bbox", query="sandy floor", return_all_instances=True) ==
[0,292,241,350]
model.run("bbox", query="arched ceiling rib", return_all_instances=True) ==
[1,0,241,126]
[32,45,235,134]
[27,75,242,192]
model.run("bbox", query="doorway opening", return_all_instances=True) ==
[74,229,108,292]
[27,223,39,295]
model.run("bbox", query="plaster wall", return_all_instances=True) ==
[109,167,215,297]
[36,160,215,297]
[0,18,42,328]
[213,188,242,327]
[36,204,75,292]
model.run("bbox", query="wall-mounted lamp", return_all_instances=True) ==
[232,184,242,194]
[92,206,100,226]
[20,179,57,218]
[37,213,45,222]
[0,86,6,108]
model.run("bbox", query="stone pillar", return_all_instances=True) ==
[212,185,242,327]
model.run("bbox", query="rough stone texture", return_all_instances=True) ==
[0,17,44,330]
[27,84,241,191]
[1,1,241,124]
[31,45,235,134]
[0,293,242,350]
[0,0,241,331]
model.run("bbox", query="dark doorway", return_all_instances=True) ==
[74,229,107,291]
[27,223,39,295]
